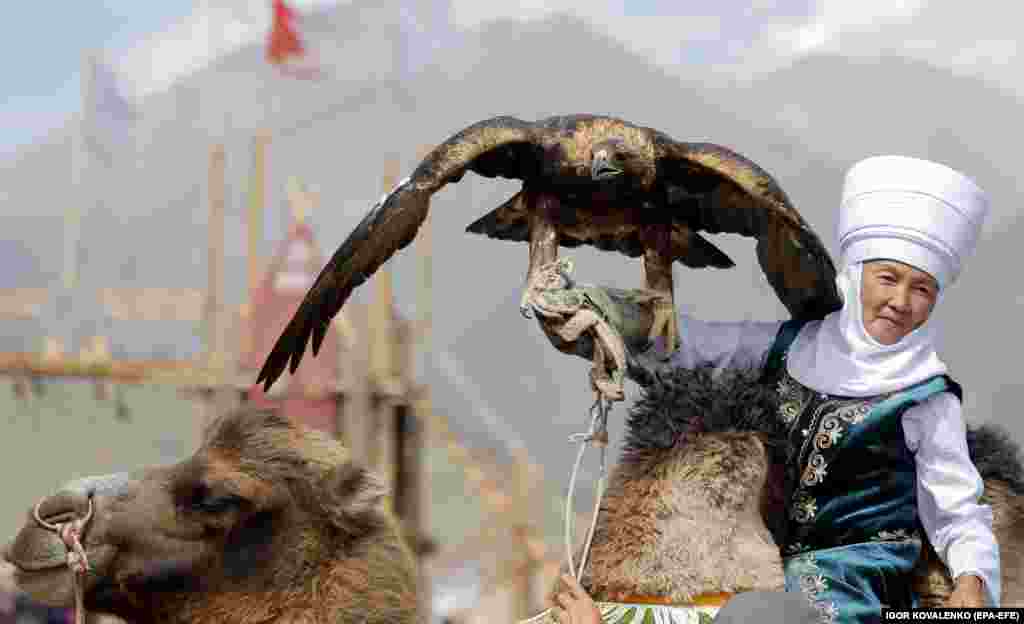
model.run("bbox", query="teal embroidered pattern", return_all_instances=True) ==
[786,553,838,623]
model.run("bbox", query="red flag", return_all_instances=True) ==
[267,0,303,64]
[266,0,321,79]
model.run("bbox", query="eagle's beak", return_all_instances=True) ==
[591,151,622,181]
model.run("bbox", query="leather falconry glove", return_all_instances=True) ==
[526,259,668,399]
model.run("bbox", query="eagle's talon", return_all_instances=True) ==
[520,287,538,319]
[647,300,680,355]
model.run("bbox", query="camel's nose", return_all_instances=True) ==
[7,474,128,572]
[60,473,131,499]
[35,473,130,526]
[33,491,92,528]
[6,489,95,573]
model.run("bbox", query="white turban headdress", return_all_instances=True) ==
[786,155,990,397]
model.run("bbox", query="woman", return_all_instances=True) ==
[545,155,1000,623]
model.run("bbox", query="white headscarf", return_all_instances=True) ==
[785,155,989,397]
[785,261,947,397]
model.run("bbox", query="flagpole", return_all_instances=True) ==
[64,52,91,294]
[52,51,93,356]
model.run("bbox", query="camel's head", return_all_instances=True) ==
[1,408,390,620]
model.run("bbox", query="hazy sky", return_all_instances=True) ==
[2,0,1019,157]
[3,2,193,154]
[451,0,1018,90]
[1,0,336,156]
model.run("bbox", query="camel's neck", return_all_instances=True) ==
[120,548,418,624]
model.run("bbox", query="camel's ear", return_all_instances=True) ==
[317,463,388,535]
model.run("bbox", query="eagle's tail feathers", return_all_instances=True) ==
[465,192,530,242]
[674,232,735,269]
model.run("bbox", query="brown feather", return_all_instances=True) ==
[258,114,841,391]
[257,117,538,390]
[467,198,736,271]
[652,137,841,319]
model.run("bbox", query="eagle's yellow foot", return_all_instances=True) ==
[647,299,679,355]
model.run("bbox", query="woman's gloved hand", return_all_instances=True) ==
[528,261,659,360]
[525,259,669,396]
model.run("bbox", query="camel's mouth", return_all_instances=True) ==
[3,530,118,609]
[4,524,78,572]
[2,537,75,607]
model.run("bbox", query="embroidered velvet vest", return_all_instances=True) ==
[761,319,963,556]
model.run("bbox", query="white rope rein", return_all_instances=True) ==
[520,396,612,624]
[33,497,93,624]
[519,259,629,623]
[565,397,610,583]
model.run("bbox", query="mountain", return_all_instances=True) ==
[937,211,1024,440]
[1,9,1021,533]
[729,53,1024,232]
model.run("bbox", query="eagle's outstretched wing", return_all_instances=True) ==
[653,136,842,320]
[257,116,542,390]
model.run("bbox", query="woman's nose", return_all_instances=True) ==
[888,287,911,310]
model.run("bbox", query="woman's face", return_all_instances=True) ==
[860,260,939,345]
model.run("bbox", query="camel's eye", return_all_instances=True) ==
[188,484,245,514]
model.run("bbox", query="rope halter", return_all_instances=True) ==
[33,496,93,624]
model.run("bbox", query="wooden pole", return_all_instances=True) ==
[339,162,394,467]
[415,145,434,363]
[197,143,236,431]
[411,145,434,622]
[0,352,198,382]
[343,303,372,466]
[370,159,399,389]
[207,144,226,373]
[64,52,90,293]
[369,159,400,507]
[511,449,539,619]
[242,130,269,363]
[248,130,268,297]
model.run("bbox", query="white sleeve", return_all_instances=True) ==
[903,393,1001,607]
[662,314,784,373]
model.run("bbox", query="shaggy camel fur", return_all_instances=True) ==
[2,407,419,624]
[560,365,1024,607]
[578,366,787,604]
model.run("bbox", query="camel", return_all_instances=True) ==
[546,364,1024,618]
[1,407,419,624]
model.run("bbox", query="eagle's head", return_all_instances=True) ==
[590,137,642,181]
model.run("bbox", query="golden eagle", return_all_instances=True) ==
[256,114,840,391]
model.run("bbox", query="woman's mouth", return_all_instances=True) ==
[879,316,903,329]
